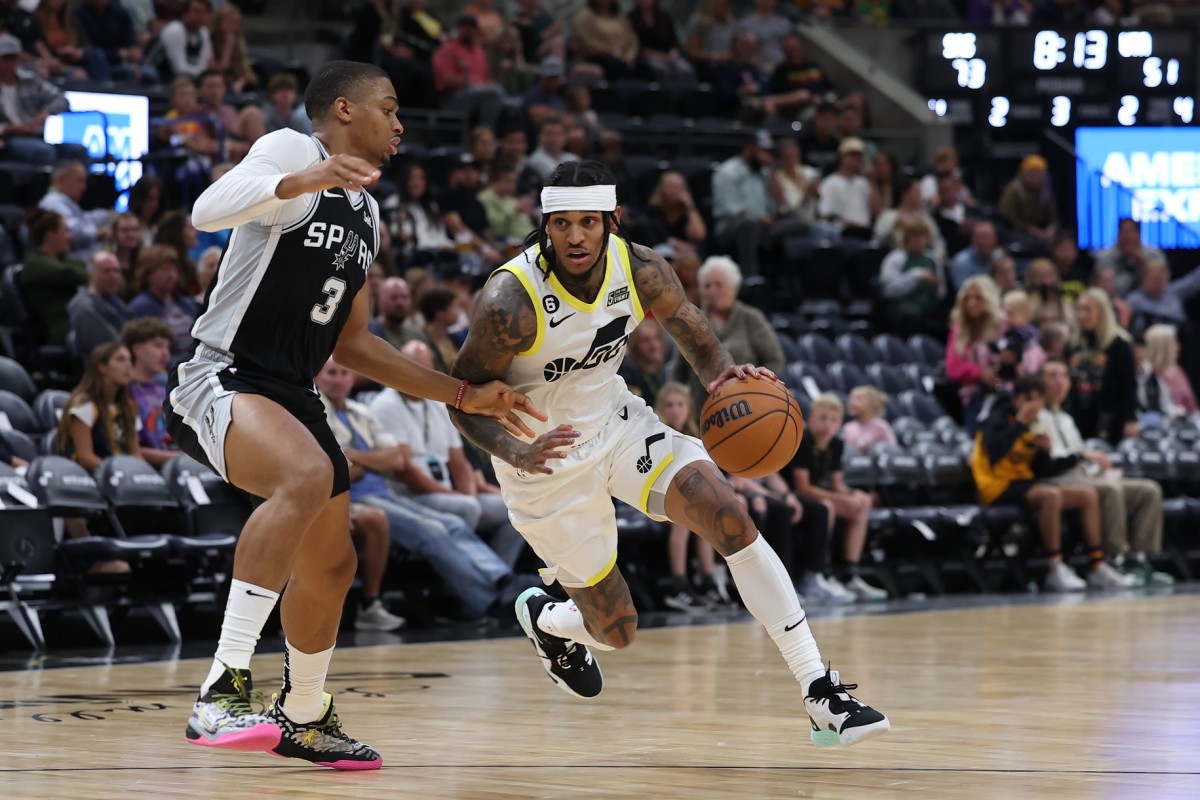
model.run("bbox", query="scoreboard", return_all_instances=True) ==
[920,28,1197,132]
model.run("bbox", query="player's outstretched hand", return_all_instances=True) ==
[705,364,783,396]
[279,154,382,198]
[512,425,578,475]
[461,380,548,438]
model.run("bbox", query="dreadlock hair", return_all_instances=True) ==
[523,159,633,280]
[56,341,140,459]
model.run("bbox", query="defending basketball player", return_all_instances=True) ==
[450,161,890,746]
[165,62,542,769]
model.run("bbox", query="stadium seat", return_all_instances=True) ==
[796,333,838,365]
[0,390,39,434]
[161,454,250,541]
[907,334,944,368]
[0,429,36,462]
[890,416,927,448]
[826,361,869,394]
[801,246,845,300]
[31,389,68,434]
[866,363,921,396]
[835,333,878,366]
[872,333,916,365]
[0,356,36,402]
[896,390,947,424]
[0,465,57,649]
[785,362,828,397]
[847,247,887,298]
[775,332,801,363]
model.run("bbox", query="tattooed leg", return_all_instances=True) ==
[664,462,758,556]
[559,568,639,650]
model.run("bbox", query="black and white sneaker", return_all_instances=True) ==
[805,667,891,746]
[515,587,604,699]
[267,692,382,770]
[663,587,708,613]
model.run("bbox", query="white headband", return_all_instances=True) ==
[540,185,617,214]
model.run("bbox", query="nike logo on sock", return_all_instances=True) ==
[784,614,806,632]
[245,589,274,599]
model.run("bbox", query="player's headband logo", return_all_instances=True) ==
[540,185,617,214]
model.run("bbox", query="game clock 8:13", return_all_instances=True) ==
[922,28,1196,132]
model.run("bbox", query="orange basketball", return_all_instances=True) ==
[699,376,805,478]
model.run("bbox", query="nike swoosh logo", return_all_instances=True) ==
[784,614,806,632]
[548,313,576,328]
[245,589,274,599]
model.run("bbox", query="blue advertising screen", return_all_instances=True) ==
[43,91,149,211]
[1075,127,1200,250]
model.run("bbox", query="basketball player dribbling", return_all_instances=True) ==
[450,161,890,746]
[165,61,542,769]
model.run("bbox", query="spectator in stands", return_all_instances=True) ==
[771,138,818,223]
[526,116,579,182]
[872,175,944,264]
[55,340,140,468]
[764,34,833,120]
[128,244,199,356]
[572,0,639,80]
[1090,264,1131,330]
[432,14,504,130]
[970,375,1106,592]
[120,0,158,42]
[1002,290,1047,377]
[194,245,219,302]
[104,213,143,288]
[499,126,532,180]
[595,128,635,204]
[735,0,791,70]
[38,161,111,260]
[683,0,735,81]
[673,256,785,411]
[21,209,86,346]
[1097,218,1166,297]
[867,150,897,219]
[880,218,945,337]
[478,159,536,245]
[35,0,108,80]
[842,385,896,453]
[0,58,54,167]
[127,175,163,244]
[442,155,499,266]
[1050,230,1090,302]
[629,0,692,82]
[835,103,876,166]
[1037,357,1170,587]
[1026,257,1075,332]
[368,277,417,350]
[487,23,536,97]
[1139,323,1197,419]
[120,317,179,467]
[1039,319,1071,363]
[371,340,526,569]
[513,0,562,65]
[519,55,567,129]
[949,219,1000,293]
[153,210,199,293]
[641,170,707,254]
[800,101,840,175]
[414,286,460,374]
[259,72,311,136]
[74,0,144,82]
[346,503,405,631]
[208,3,255,91]
[396,163,457,264]
[653,381,730,610]
[919,146,975,208]
[344,0,432,109]
[161,75,220,167]
[315,357,516,621]
[789,393,887,601]
[946,275,1003,433]
[715,30,770,112]
[196,69,263,159]
[468,124,498,180]
[1071,288,1138,443]
[818,137,872,236]
[155,0,212,80]
[990,254,1020,296]
[930,170,973,257]
[620,319,671,408]
[1124,255,1200,336]
[461,0,504,44]
[68,250,133,359]
[998,155,1058,246]
[712,133,783,280]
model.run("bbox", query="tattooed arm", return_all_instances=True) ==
[449,271,578,473]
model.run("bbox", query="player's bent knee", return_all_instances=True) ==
[597,612,638,650]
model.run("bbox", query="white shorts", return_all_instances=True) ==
[493,394,711,588]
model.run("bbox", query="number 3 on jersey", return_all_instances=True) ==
[311,276,347,325]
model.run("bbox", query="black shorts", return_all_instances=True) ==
[990,479,1035,508]
[164,345,350,498]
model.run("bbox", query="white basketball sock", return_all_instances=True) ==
[724,534,826,693]
[537,600,616,651]
[279,640,335,724]
[200,579,280,696]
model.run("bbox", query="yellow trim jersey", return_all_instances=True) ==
[494,235,645,443]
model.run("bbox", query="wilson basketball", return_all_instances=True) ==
[699,376,805,478]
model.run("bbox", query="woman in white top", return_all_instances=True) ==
[770,138,818,222]
[872,175,945,264]
[395,163,457,262]
[56,340,142,470]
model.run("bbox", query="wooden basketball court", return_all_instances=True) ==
[1,592,1196,798]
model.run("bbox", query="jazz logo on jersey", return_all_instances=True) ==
[302,222,372,272]
[606,286,629,307]
[543,315,630,382]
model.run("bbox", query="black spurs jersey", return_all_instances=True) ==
[190,130,380,385]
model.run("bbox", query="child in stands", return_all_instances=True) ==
[842,385,895,453]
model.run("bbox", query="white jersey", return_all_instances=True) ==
[496,235,645,443]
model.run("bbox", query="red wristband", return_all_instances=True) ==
[454,379,469,410]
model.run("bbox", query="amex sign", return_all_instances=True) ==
[1075,126,1200,250]
[42,91,149,211]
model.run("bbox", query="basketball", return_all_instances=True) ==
[699,376,805,478]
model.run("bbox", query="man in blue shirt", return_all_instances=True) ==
[949,220,1001,293]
